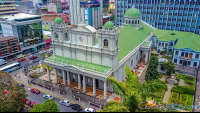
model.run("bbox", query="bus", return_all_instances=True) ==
[0,62,22,73]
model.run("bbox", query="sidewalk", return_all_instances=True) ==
[14,72,101,111]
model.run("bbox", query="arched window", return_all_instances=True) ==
[129,20,131,24]
[116,40,118,47]
[65,33,68,41]
[132,20,134,24]
[126,20,128,24]
[181,52,184,56]
[185,52,188,57]
[138,20,139,24]
[104,39,108,47]
[174,59,177,63]
[131,59,133,66]
[54,32,58,39]
[135,20,137,24]
[161,66,165,71]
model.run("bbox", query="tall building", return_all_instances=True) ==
[114,0,200,35]
[0,13,45,54]
[0,0,18,17]
[103,0,109,8]
[47,0,62,13]
[69,0,103,28]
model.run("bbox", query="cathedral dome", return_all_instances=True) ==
[55,17,63,23]
[125,8,141,17]
[104,21,114,28]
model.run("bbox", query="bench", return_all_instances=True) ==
[90,102,101,108]
[44,86,51,90]
[37,84,43,87]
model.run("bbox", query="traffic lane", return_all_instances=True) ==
[24,87,84,112]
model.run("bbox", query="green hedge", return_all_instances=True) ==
[153,89,166,102]
[179,94,188,103]
[170,92,179,101]
[171,85,195,95]
[162,55,172,60]
[158,74,163,78]
[151,53,158,57]
[185,80,193,85]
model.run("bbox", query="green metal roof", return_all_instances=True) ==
[154,29,200,52]
[118,23,153,61]
[124,8,141,17]
[55,17,63,23]
[47,55,111,73]
[104,21,114,28]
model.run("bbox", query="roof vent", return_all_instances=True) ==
[171,33,175,35]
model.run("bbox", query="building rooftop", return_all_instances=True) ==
[47,55,111,73]
[155,29,200,52]
[124,8,141,17]
[1,13,40,20]
[104,21,114,28]
[118,23,153,61]
[55,17,63,23]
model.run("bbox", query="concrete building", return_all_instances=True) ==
[0,37,21,59]
[15,1,33,9]
[0,0,18,17]
[44,8,154,99]
[69,0,103,28]
[47,0,62,13]
[16,5,28,13]
[114,0,200,35]
[0,13,45,54]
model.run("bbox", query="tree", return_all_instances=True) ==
[98,66,169,112]
[0,72,27,112]
[145,56,159,82]
[105,4,109,9]
[110,15,115,21]
[29,99,60,112]
[160,60,175,76]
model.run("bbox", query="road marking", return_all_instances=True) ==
[197,83,199,84]
[196,99,198,100]
[15,79,87,108]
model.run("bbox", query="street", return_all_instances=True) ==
[194,71,200,112]
[24,86,84,112]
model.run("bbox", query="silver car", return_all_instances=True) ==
[59,100,71,107]
[43,94,54,100]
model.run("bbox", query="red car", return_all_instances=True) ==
[30,88,40,94]
[30,102,38,108]
[22,98,32,105]
[18,58,26,62]
[44,47,50,50]
[29,56,38,60]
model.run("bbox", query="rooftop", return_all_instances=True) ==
[47,55,111,73]
[104,21,114,28]
[155,29,200,52]
[118,22,153,61]
[124,8,141,17]
[1,13,40,20]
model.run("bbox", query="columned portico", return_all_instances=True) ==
[54,68,58,83]
[78,74,81,91]
[47,66,51,81]
[104,80,107,99]
[93,78,96,97]
[67,71,70,86]
[62,70,66,86]
[145,51,148,64]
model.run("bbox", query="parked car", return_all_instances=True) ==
[84,108,95,112]
[71,104,82,111]
[0,59,7,66]
[48,49,53,53]
[18,58,26,62]
[30,89,40,94]
[44,47,50,50]
[43,94,54,100]
[21,98,31,105]
[39,50,46,54]
[17,54,26,59]
[30,102,38,108]
[60,100,72,107]
[5,70,12,73]
[18,83,24,87]
[29,56,38,60]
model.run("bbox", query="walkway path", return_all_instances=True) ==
[162,84,174,103]
[179,79,185,86]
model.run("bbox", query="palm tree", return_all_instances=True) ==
[98,66,168,112]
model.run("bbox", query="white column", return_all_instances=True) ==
[148,49,151,61]
[62,70,66,86]
[145,51,148,64]
[104,80,107,99]
[47,66,51,81]
[93,78,96,96]
[83,76,86,93]
[54,68,58,83]
[67,71,70,86]
[78,74,81,90]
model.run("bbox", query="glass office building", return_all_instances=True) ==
[115,0,200,35]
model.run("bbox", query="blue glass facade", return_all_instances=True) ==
[115,0,200,35]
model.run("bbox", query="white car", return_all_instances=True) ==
[39,50,46,54]
[59,100,71,107]
[84,108,95,112]
[43,94,54,100]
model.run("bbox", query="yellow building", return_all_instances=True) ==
[108,3,115,10]
[0,0,17,17]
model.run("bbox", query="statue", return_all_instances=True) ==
[39,63,44,72]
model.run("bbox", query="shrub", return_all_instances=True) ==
[151,53,158,57]
[171,85,195,95]
[33,75,40,77]
[162,55,172,60]
[170,92,179,101]
[185,80,193,85]
[179,94,188,103]
[186,76,194,81]
[165,79,168,83]
[158,74,163,78]
[174,83,179,85]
